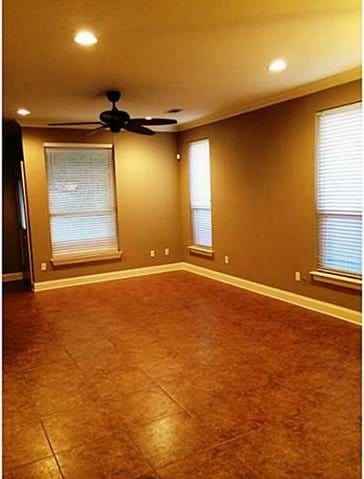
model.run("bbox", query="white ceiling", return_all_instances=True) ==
[4,0,361,131]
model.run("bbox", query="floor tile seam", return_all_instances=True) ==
[39,418,65,478]
[41,411,196,459]
[153,448,215,477]
[60,346,123,405]
[124,410,185,433]
[34,371,155,411]
[136,375,231,447]
[83,366,174,403]
[36,393,104,419]
[6,453,55,472]
[52,379,167,479]
[122,431,163,479]
[40,428,132,456]
[151,443,219,472]
[141,375,193,417]
[276,387,350,413]
[4,394,43,424]
[243,419,359,460]
[210,422,271,448]
[62,347,93,373]
[93,382,157,403]
[195,423,267,454]
[99,362,161,381]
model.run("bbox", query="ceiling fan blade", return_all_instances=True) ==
[85,126,106,137]
[130,118,177,126]
[48,121,102,126]
[124,124,155,135]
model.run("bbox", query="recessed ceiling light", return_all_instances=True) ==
[74,31,98,46]
[145,116,152,120]
[17,108,30,116]
[268,58,287,73]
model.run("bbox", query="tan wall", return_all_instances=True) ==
[22,128,182,282]
[178,80,361,311]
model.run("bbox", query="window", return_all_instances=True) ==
[45,145,119,261]
[188,139,212,249]
[316,102,362,277]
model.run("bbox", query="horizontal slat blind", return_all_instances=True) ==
[317,102,362,275]
[45,147,118,258]
[189,139,212,247]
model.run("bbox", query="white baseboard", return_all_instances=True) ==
[32,261,361,325]
[183,263,361,325]
[2,272,24,282]
[33,263,186,292]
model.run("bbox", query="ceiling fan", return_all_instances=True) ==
[48,90,177,136]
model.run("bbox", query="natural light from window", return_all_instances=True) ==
[316,102,362,276]
[188,139,212,248]
[45,146,119,259]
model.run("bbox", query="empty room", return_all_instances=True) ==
[2,1,362,478]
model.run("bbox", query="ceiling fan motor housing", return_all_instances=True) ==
[99,109,130,125]
[106,90,122,103]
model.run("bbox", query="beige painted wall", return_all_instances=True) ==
[178,80,361,311]
[22,128,182,282]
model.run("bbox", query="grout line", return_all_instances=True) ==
[39,419,65,478]
[62,347,85,372]
[140,367,276,472]
[125,435,162,479]
[140,372,192,417]
[127,410,184,432]
[7,454,55,472]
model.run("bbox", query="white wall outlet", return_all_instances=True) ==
[224,256,229,265]
[150,250,155,258]
[295,271,301,282]
[41,262,47,271]
[164,248,170,256]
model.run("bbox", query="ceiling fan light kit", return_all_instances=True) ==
[48,90,177,136]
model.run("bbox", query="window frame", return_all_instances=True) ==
[44,142,122,265]
[313,102,362,284]
[187,137,214,257]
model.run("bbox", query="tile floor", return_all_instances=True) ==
[3,271,361,478]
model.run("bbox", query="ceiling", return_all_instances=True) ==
[4,0,361,131]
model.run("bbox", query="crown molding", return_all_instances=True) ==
[177,67,362,132]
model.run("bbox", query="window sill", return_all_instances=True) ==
[51,251,122,267]
[188,245,214,258]
[310,270,362,291]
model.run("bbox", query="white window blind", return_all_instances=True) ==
[45,146,119,258]
[188,139,212,247]
[316,102,362,276]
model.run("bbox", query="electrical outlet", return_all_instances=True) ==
[295,271,301,282]
[150,250,155,258]
[164,248,170,256]
[224,256,229,265]
[41,262,47,271]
